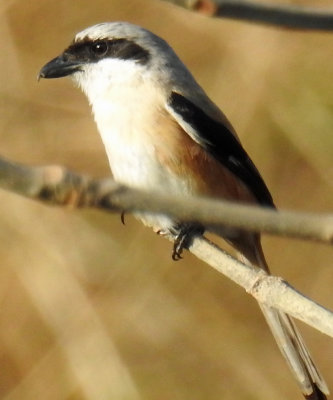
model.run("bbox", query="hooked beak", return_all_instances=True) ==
[38,54,82,80]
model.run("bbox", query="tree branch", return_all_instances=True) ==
[163,0,333,30]
[0,157,331,244]
[0,156,332,336]
[188,236,333,337]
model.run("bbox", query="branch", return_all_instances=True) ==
[163,0,333,30]
[0,157,331,244]
[0,156,333,336]
[189,236,333,337]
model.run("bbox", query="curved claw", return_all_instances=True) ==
[120,211,126,225]
[172,245,183,261]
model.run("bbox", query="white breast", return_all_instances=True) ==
[77,58,188,230]
[94,87,170,189]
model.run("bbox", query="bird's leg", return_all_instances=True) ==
[171,224,204,261]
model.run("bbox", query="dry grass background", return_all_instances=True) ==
[0,0,333,399]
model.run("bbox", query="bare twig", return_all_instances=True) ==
[188,236,333,337]
[163,0,333,30]
[0,157,332,244]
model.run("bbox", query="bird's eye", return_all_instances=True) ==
[91,41,108,56]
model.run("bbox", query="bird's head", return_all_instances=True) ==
[38,22,193,102]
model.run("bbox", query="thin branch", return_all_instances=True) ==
[0,156,332,337]
[188,236,333,337]
[0,157,332,244]
[163,0,333,30]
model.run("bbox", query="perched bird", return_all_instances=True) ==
[39,22,328,399]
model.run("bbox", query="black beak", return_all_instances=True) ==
[38,54,82,80]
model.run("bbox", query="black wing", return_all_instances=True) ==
[168,92,274,208]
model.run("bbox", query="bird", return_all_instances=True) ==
[39,22,329,399]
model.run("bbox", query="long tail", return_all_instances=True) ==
[230,233,329,399]
[259,304,328,399]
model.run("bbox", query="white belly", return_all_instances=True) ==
[92,96,187,232]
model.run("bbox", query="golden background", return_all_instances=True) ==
[0,0,332,399]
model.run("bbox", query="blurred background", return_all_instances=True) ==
[0,0,333,399]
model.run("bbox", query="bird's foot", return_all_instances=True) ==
[171,224,204,261]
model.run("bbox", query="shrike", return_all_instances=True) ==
[39,22,328,399]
